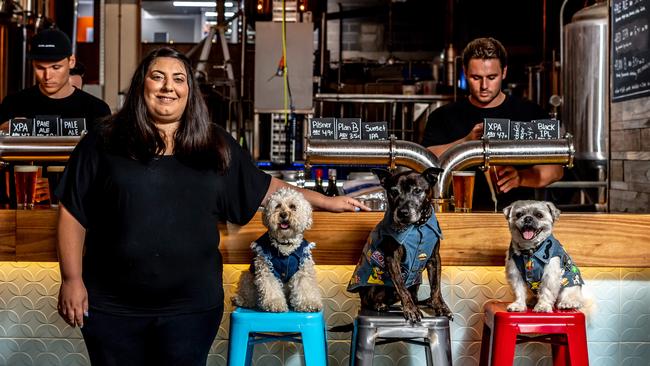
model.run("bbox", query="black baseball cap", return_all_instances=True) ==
[28,28,73,61]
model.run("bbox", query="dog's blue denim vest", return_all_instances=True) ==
[509,234,584,293]
[347,211,442,291]
[250,232,314,283]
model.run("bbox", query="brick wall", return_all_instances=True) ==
[610,95,650,212]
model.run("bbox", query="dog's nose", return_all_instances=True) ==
[279,212,288,220]
[523,216,533,224]
[397,208,410,219]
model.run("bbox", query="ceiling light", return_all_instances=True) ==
[173,1,217,7]
[205,11,218,17]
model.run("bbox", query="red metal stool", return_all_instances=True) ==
[479,301,589,366]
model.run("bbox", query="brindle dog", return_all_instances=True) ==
[347,168,452,323]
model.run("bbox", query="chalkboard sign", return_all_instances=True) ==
[335,118,362,140]
[60,118,87,136]
[361,121,388,140]
[612,0,650,102]
[33,115,59,136]
[309,117,335,139]
[484,118,560,140]
[8,118,34,136]
[483,118,510,139]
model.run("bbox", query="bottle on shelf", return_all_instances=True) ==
[295,169,306,189]
[313,168,326,194]
[325,168,340,196]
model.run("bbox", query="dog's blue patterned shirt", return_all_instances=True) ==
[250,232,314,283]
[509,234,584,293]
[347,210,442,291]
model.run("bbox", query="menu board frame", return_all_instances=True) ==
[611,0,650,102]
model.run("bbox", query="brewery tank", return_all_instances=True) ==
[562,2,609,162]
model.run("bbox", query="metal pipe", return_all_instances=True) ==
[0,136,81,161]
[305,135,574,199]
[435,135,574,198]
[305,136,441,173]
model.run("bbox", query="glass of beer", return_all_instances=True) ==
[46,166,65,207]
[14,165,40,209]
[452,171,475,213]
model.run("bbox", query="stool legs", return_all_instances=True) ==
[479,323,492,366]
[351,325,377,366]
[566,324,589,366]
[302,325,328,366]
[426,327,452,366]
[228,319,252,366]
[489,323,518,366]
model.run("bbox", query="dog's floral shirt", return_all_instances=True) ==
[347,211,442,291]
[509,234,584,293]
[250,232,314,283]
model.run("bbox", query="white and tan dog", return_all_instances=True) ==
[232,188,322,312]
[503,200,586,313]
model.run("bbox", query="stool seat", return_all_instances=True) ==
[228,308,328,366]
[479,301,589,366]
[350,306,452,366]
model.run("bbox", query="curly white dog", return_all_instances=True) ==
[232,188,322,312]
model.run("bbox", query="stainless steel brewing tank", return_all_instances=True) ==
[562,2,609,161]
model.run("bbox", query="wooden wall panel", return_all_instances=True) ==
[2,209,649,267]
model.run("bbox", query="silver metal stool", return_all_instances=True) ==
[350,306,452,366]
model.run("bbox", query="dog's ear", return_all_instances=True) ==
[546,201,561,222]
[371,168,393,187]
[422,167,444,186]
[503,203,514,218]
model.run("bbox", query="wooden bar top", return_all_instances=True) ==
[1,209,649,267]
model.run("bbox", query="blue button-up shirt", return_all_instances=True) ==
[509,234,584,293]
[348,210,443,291]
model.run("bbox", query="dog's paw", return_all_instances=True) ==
[533,302,553,313]
[507,302,527,312]
[293,298,323,313]
[425,298,453,320]
[231,296,243,307]
[557,300,582,310]
[259,296,289,312]
[402,303,422,324]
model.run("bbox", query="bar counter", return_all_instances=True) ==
[1,209,648,266]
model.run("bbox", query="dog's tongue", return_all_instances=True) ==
[523,230,535,240]
[279,223,290,229]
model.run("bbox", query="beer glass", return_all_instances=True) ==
[46,166,65,206]
[452,171,475,213]
[14,165,39,209]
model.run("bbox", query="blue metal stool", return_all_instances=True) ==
[228,307,328,366]
[350,307,452,366]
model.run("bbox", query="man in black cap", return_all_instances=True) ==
[0,28,111,205]
[0,28,111,131]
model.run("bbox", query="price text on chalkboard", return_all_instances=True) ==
[309,118,336,139]
[309,118,388,140]
[60,118,87,136]
[9,117,87,136]
[34,115,59,136]
[612,0,650,102]
[361,122,388,140]
[484,118,561,140]
[8,118,34,136]
[336,118,362,140]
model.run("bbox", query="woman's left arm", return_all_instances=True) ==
[264,177,370,212]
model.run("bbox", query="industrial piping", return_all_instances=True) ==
[305,134,575,199]
[0,136,81,162]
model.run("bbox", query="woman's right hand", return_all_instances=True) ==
[58,278,88,328]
